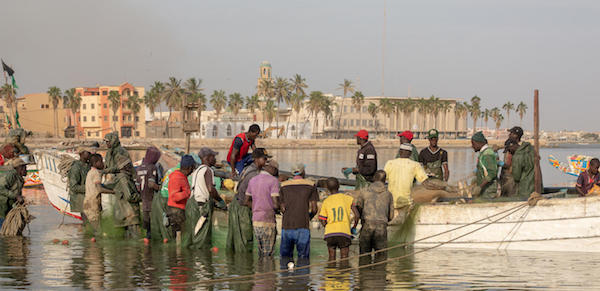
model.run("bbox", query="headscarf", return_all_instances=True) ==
[471,131,487,143]
[142,146,161,165]
[0,144,16,159]
[104,132,120,150]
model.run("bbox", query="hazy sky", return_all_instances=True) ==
[1,0,599,131]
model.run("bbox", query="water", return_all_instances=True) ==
[4,145,600,289]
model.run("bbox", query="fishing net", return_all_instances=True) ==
[58,154,76,180]
[182,199,213,249]
[0,203,33,236]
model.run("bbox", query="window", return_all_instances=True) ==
[91,103,95,109]
[87,131,91,137]
[344,106,348,113]
[83,116,87,122]
[350,120,354,126]
[362,106,367,112]
[135,131,140,137]
[226,124,232,136]
[343,119,347,126]
[362,120,367,126]
[128,115,131,121]
[78,116,81,122]
[113,116,118,121]
[103,103,107,109]
[135,116,139,122]
[82,104,86,110]
[40,104,44,109]
[102,91,107,96]
[91,116,95,121]
[369,120,373,126]
[212,125,217,137]
[96,132,99,137]
[104,116,108,121]
[202,125,206,136]
[134,91,139,96]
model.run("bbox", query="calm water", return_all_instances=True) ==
[3,145,600,290]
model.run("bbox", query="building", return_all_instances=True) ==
[14,93,69,137]
[256,61,272,96]
[74,82,146,139]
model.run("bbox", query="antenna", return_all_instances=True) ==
[382,0,386,97]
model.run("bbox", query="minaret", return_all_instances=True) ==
[257,61,272,97]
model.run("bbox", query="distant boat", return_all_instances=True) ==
[548,154,592,177]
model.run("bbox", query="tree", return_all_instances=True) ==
[482,108,490,129]
[145,81,164,119]
[126,93,142,133]
[108,90,121,131]
[273,77,290,138]
[416,98,429,133]
[336,79,355,138]
[264,99,276,130]
[401,98,416,131]
[502,101,515,128]
[494,113,504,139]
[289,93,306,139]
[64,88,81,137]
[517,101,528,127]
[210,90,227,120]
[454,102,468,137]
[438,100,452,132]
[307,91,324,134]
[379,98,394,138]
[469,96,482,135]
[351,91,365,129]
[246,95,261,120]
[428,95,441,130]
[290,74,308,138]
[228,92,244,135]
[47,86,62,137]
[163,77,184,137]
[367,102,379,132]
[258,79,275,129]
[187,91,207,135]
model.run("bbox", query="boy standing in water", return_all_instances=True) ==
[319,178,359,261]
[84,154,114,239]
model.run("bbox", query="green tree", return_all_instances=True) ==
[469,96,482,135]
[307,91,324,134]
[336,79,355,138]
[63,88,82,137]
[503,101,515,128]
[482,108,490,129]
[246,94,261,118]
[47,86,62,137]
[210,90,227,120]
[428,95,441,130]
[517,101,528,127]
[108,90,121,131]
[416,98,430,133]
[379,98,395,138]
[289,93,306,139]
[258,79,274,129]
[289,74,308,138]
[264,99,276,130]
[351,91,365,129]
[438,100,452,132]
[126,93,142,133]
[228,92,244,134]
[274,77,290,138]
[401,98,416,131]
[367,102,379,132]
[145,81,164,119]
[494,113,504,139]
[163,77,184,137]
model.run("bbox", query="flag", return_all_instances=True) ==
[4,114,11,130]
[1,60,14,76]
[10,76,18,89]
[15,109,21,128]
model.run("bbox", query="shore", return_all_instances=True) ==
[26,137,555,150]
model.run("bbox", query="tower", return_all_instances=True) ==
[257,61,272,97]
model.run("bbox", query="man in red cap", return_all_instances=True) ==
[397,131,419,161]
[352,129,377,188]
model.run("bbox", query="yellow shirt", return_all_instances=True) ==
[319,193,354,238]
[384,158,428,208]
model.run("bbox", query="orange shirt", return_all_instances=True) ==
[167,170,191,209]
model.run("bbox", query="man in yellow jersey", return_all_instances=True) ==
[319,178,359,261]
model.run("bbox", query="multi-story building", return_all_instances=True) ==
[14,93,69,137]
[74,82,146,139]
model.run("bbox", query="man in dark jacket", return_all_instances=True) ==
[352,130,377,187]
[0,158,27,228]
[135,146,161,244]
[508,127,535,198]
[68,148,91,213]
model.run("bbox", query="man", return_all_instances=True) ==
[396,131,419,161]
[68,148,91,213]
[507,126,535,198]
[352,129,377,187]
[84,153,114,239]
[0,158,26,228]
[279,163,319,260]
[227,148,269,252]
[471,131,499,200]
[183,148,227,249]
[103,132,132,177]
[227,124,261,178]
[500,139,518,197]
[244,159,280,257]
[113,155,142,239]
[0,144,16,166]
[167,155,196,244]
[135,146,161,244]
[576,158,600,196]
[418,129,449,181]
[356,170,394,258]
[319,177,359,261]
[384,143,430,223]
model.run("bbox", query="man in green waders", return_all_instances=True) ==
[112,155,142,239]
[68,148,91,214]
[0,158,26,229]
[471,131,499,200]
[507,126,535,198]
[418,129,449,182]
[227,148,269,252]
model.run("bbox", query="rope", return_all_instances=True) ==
[112,202,529,290]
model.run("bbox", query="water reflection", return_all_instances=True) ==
[0,236,31,288]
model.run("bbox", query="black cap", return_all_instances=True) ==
[508,126,524,138]
[252,148,272,159]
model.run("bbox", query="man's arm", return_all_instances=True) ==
[480,154,498,188]
[270,180,280,211]
[68,165,86,194]
[442,150,449,181]
[309,186,319,219]
[229,137,243,178]
[318,200,328,227]
[387,193,395,222]
[244,193,252,207]
[351,203,359,229]
[205,169,223,202]
[576,174,586,196]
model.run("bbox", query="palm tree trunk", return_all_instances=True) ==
[166,108,172,138]
[276,100,280,138]
[296,111,299,139]
[53,108,57,137]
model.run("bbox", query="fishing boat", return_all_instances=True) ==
[548,154,592,177]
[24,165,42,187]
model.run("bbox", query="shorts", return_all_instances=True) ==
[359,223,387,253]
[325,236,352,249]
[167,206,185,232]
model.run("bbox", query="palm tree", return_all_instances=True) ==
[210,90,227,120]
[416,98,429,134]
[258,79,275,129]
[145,81,164,119]
[502,101,515,128]
[516,101,528,127]
[482,108,490,129]
[290,74,308,138]
[402,98,416,131]
[320,95,334,126]
[379,98,394,138]
[454,102,468,137]
[438,100,452,132]
[63,88,82,138]
[494,113,504,139]
[289,93,306,139]
[307,91,324,134]
[187,91,207,135]
[163,77,184,137]
[490,107,501,137]
[0,84,17,125]
[228,92,244,134]
[273,77,290,138]
[47,86,62,137]
[126,93,142,133]
[264,99,276,130]
[469,96,482,135]
[367,102,379,132]
[108,90,121,132]
[246,94,261,121]
[336,79,355,138]
[350,91,365,129]
[428,96,441,130]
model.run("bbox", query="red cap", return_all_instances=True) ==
[397,130,414,141]
[354,129,369,140]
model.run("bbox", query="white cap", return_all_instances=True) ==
[399,143,413,151]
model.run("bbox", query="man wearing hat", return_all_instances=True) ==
[67,147,91,213]
[418,129,449,181]
[471,131,499,199]
[0,158,27,228]
[507,126,535,198]
[183,148,227,249]
[384,143,429,223]
[167,155,196,244]
[244,158,280,257]
[227,148,270,252]
[397,131,419,161]
[351,129,377,188]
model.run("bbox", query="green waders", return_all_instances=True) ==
[226,199,253,252]
[182,199,214,249]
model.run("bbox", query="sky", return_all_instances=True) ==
[1,0,599,131]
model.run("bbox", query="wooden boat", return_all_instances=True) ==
[24,165,42,187]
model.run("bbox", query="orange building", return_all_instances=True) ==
[74,82,146,139]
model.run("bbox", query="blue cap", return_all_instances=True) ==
[180,155,196,168]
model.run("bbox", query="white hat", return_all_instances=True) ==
[399,143,413,151]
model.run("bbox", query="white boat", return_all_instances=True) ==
[405,196,600,252]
